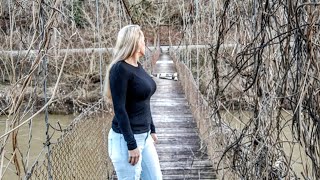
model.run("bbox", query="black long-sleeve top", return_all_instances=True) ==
[109,60,157,150]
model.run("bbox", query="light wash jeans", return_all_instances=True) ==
[108,129,163,180]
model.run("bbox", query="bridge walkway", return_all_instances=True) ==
[151,53,216,180]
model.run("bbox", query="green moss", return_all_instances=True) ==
[72,0,87,28]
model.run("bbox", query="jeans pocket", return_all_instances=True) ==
[108,138,112,158]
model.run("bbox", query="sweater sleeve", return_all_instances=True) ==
[150,117,156,133]
[110,63,137,150]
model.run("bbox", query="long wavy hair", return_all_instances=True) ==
[103,25,143,103]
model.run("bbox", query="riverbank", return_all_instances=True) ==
[0,80,101,116]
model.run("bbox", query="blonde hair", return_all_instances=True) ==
[103,25,143,102]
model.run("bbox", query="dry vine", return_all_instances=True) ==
[172,0,320,179]
[0,0,131,179]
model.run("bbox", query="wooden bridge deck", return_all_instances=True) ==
[151,53,216,180]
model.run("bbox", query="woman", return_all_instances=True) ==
[104,25,163,180]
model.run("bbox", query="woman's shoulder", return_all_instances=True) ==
[110,60,132,76]
[111,60,125,70]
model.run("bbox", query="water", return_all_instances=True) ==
[0,113,75,179]
[0,110,310,179]
[221,110,309,178]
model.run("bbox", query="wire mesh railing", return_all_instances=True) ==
[1,0,164,179]
[26,101,113,180]
[169,50,232,178]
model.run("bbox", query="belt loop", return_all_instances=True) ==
[144,131,150,145]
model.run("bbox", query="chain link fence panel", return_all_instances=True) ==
[27,102,113,180]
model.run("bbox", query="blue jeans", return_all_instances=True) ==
[108,129,163,180]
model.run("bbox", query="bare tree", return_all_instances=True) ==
[0,0,131,179]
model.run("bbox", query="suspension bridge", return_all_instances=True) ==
[148,53,216,179]
[2,0,320,179]
[13,48,219,180]
[107,50,217,179]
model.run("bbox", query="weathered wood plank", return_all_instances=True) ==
[153,116,195,120]
[158,153,209,161]
[157,151,207,158]
[156,125,197,130]
[155,128,197,133]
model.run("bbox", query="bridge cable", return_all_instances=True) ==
[39,1,52,179]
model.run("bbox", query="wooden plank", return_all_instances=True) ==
[158,151,208,159]
[163,175,216,180]
[160,160,213,167]
[155,122,197,128]
[155,128,197,133]
[157,136,200,142]
[158,153,209,161]
[152,118,195,123]
[156,133,199,137]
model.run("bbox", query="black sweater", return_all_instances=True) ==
[109,60,157,150]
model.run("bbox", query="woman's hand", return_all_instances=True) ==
[151,133,158,144]
[128,148,140,166]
